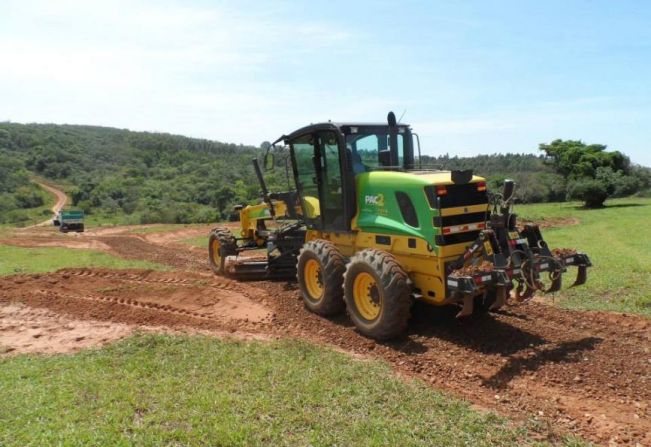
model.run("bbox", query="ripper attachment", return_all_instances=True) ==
[447,180,592,317]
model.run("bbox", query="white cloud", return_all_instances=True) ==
[0,0,363,144]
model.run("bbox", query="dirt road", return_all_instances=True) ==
[0,225,649,445]
[32,180,68,227]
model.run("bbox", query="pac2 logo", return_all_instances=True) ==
[365,193,385,207]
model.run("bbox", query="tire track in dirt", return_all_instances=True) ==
[94,235,208,271]
[0,269,271,332]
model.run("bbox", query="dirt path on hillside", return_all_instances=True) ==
[1,225,649,445]
[25,180,69,227]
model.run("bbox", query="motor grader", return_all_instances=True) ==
[208,113,591,340]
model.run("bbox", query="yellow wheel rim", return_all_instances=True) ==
[303,258,324,301]
[353,272,381,321]
[211,238,221,266]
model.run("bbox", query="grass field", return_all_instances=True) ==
[0,334,560,447]
[0,244,166,275]
[517,197,651,316]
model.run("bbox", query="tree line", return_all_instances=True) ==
[0,122,649,226]
[422,142,650,207]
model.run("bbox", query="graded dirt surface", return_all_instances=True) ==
[1,224,649,445]
[0,302,134,355]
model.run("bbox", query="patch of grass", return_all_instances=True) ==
[0,334,531,446]
[182,234,208,248]
[0,184,55,228]
[0,244,166,275]
[517,197,651,316]
[82,211,132,228]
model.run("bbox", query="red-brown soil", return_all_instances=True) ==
[1,224,649,446]
[0,302,134,354]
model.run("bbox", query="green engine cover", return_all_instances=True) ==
[354,171,484,249]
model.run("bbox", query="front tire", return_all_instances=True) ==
[208,228,237,275]
[296,240,346,316]
[343,249,411,340]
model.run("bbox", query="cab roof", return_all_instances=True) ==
[276,122,411,145]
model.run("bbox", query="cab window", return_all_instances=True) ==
[346,132,404,171]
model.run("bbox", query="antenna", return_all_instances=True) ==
[397,110,407,124]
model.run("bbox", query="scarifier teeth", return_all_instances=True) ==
[456,294,474,318]
[514,282,535,303]
[544,272,562,293]
[572,265,588,287]
[490,287,507,311]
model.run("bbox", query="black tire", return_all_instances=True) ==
[296,240,346,316]
[208,228,237,275]
[343,249,411,340]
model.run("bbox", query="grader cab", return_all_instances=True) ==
[208,113,591,340]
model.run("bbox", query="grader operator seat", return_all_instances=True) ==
[350,148,369,175]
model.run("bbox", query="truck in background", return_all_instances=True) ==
[53,208,85,233]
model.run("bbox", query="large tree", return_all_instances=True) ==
[539,139,637,207]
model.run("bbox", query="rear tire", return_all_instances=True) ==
[343,249,411,340]
[297,240,346,316]
[208,228,237,275]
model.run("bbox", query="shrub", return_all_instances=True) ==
[14,186,44,209]
[567,177,609,208]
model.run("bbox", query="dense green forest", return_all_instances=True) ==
[0,123,286,225]
[0,122,649,225]
[0,155,50,224]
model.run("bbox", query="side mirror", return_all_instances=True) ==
[264,151,275,171]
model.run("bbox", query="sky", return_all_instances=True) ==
[1,0,650,166]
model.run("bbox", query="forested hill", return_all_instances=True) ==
[0,122,647,225]
[0,123,276,224]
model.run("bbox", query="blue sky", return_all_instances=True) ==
[1,0,650,166]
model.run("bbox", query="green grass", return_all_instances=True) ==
[517,197,651,316]
[182,234,208,248]
[0,334,533,446]
[82,211,133,228]
[0,244,166,275]
[0,183,56,228]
